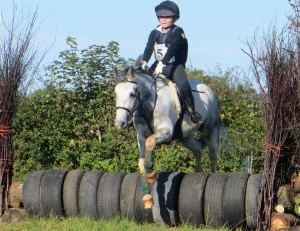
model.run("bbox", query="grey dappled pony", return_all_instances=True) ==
[114,59,223,208]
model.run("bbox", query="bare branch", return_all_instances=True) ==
[0,3,47,215]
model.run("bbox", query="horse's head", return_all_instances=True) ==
[114,66,138,129]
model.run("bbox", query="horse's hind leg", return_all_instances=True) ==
[201,125,219,173]
[180,134,203,172]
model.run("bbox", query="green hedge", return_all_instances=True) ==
[12,38,265,180]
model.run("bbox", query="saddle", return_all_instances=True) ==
[156,74,183,115]
[156,73,187,140]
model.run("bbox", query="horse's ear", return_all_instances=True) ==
[126,66,137,80]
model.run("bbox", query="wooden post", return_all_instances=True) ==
[9,182,23,208]
[271,212,300,230]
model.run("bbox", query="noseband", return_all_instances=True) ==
[116,81,139,115]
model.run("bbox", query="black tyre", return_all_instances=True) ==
[204,173,228,227]
[79,170,104,219]
[40,170,68,217]
[223,171,249,228]
[63,169,85,216]
[152,172,185,226]
[135,175,154,224]
[23,171,45,216]
[179,172,209,226]
[120,173,140,220]
[245,174,262,229]
[97,172,126,220]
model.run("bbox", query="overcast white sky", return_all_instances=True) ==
[1,1,292,74]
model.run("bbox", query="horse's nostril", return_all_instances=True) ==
[115,120,126,129]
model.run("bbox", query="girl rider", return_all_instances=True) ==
[140,0,202,125]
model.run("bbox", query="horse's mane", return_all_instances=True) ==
[134,55,152,76]
[114,66,131,85]
[114,55,151,85]
[134,55,143,69]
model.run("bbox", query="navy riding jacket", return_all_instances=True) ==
[142,24,188,67]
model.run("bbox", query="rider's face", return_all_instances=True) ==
[159,17,173,31]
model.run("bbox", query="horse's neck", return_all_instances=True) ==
[137,73,155,98]
[137,73,166,94]
[137,73,174,112]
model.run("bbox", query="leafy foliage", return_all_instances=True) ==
[12,38,265,179]
[13,37,139,178]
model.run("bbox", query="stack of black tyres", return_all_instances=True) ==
[178,171,262,229]
[22,170,262,229]
[22,170,152,223]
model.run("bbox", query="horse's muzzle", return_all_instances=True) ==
[114,118,133,129]
[115,119,126,129]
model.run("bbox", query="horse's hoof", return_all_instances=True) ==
[143,194,154,209]
[146,170,157,184]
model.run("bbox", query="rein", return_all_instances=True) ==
[137,75,158,134]
[139,76,158,111]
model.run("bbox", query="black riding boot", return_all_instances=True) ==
[184,87,202,124]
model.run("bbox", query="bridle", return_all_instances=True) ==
[115,73,159,133]
[116,80,139,116]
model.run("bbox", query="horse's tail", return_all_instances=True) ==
[197,119,230,155]
[218,119,231,156]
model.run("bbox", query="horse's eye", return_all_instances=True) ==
[130,93,136,98]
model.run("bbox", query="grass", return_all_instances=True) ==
[0,215,231,231]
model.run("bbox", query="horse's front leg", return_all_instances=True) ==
[138,134,157,208]
[138,128,173,208]
[144,134,158,183]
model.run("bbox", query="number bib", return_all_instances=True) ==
[154,43,175,63]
